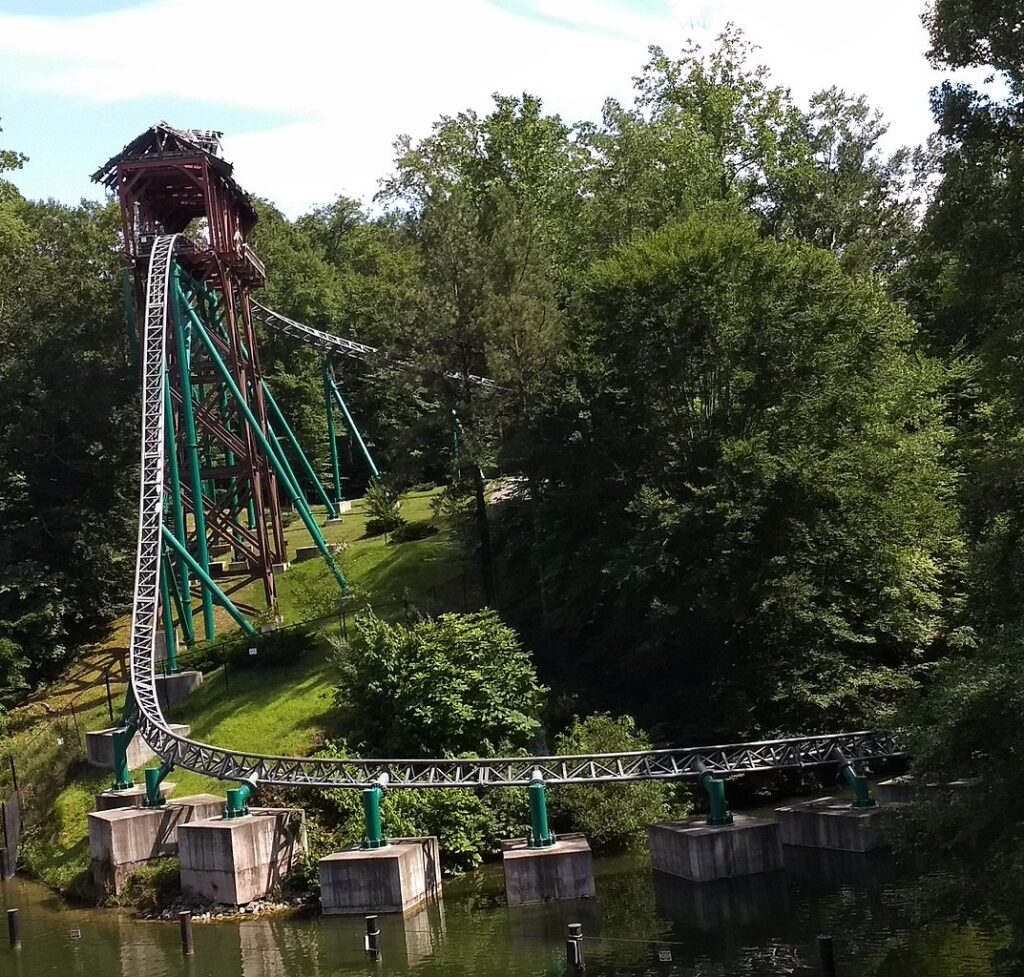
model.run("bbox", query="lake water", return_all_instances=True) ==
[0,848,1005,976]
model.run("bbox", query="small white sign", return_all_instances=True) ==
[248,647,258,656]
[56,737,64,747]
[69,929,82,941]
[658,949,672,962]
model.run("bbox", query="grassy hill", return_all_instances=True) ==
[5,488,479,898]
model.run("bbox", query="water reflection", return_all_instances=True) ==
[0,851,1011,977]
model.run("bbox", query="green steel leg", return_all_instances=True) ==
[700,772,734,826]
[323,360,345,508]
[328,366,380,481]
[163,377,194,644]
[224,782,253,818]
[362,785,388,849]
[171,267,216,640]
[264,379,337,517]
[178,287,347,589]
[143,762,172,808]
[527,772,556,849]
[840,764,877,808]
[112,724,136,791]
[159,559,179,674]
[162,528,258,635]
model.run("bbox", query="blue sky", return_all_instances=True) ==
[0,0,980,217]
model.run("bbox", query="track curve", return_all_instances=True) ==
[129,236,903,789]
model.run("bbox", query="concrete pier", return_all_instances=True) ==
[88,794,224,894]
[319,837,442,915]
[178,809,306,906]
[294,546,318,563]
[501,834,595,906]
[95,782,176,811]
[154,671,203,709]
[649,816,784,882]
[85,724,191,770]
[653,867,790,930]
[776,796,889,853]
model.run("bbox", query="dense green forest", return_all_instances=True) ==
[1,0,1023,930]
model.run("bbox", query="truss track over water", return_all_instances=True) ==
[129,234,904,790]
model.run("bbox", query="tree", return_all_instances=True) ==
[333,610,546,756]
[549,714,688,851]
[502,210,959,740]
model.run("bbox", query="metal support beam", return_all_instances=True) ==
[143,762,173,808]
[158,558,179,674]
[322,359,344,508]
[527,770,556,848]
[162,528,258,636]
[171,268,215,640]
[264,380,337,517]
[163,377,194,644]
[362,783,388,849]
[700,770,734,826]
[327,364,380,481]
[180,287,347,590]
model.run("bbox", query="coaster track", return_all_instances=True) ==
[130,236,903,789]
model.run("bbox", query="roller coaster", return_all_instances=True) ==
[100,125,902,802]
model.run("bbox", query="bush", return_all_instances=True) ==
[117,859,181,909]
[332,610,545,755]
[181,625,317,674]
[389,520,439,544]
[549,714,689,852]
[364,482,405,536]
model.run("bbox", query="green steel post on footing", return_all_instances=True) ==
[112,725,136,791]
[163,378,194,646]
[143,763,172,808]
[322,359,344,508]
[840,763,877,809]
[700,771,734,827]
[361,784,388,850]
[171,267,215,640]
[159,559,179,675]
[527,770,556,849]
[328,366,381,482]
[264,379,337,517]
[179,289,347,590]
[162,528,258,635]
[224,782,253,819]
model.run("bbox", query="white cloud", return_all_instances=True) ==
[0,0,985,216]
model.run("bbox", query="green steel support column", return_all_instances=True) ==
[171,268,216,640]
[840,763,877,809]
[179,289,347,589]
[700,772,734,826]
[323,360,344,508]
[224,782,253,818]
[159,559,179,674]
[328,368,381,482]
[270,426,304,511]
[163,377,194,644]
[527,771,556,849]
[263,378,337,516]
[143,763,172,808]
[162,528,258,635]
[219,383,244,553]
[111,723,136,791]
[163,553,194,648]
[361,785,388,849]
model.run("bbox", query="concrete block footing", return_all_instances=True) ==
[294,546,319,563]
[88,793,224,895]
[649,816,784,882]
[775,796,890,853]
[85,724,191,771]
[95,782,176,811]
[271,562,290,576]
[178,809,306,906]
[501,834,595,906]
[154,671,203,709]
[319,837,442,915]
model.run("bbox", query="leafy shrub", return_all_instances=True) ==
[117,859,181,909]
[549,713,689,852]
[332,610,545,755]
[182,625,317,673]
[389,520,439,544]
[363,482,405,536]
[0,638,28,710]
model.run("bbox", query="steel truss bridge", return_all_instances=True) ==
[113,126,903,793]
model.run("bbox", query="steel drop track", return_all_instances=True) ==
[128,235,904,790]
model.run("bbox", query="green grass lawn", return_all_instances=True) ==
[8,485,480,899]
